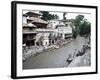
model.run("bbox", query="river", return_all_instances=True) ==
[23,36,90,69]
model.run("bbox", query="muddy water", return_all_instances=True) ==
[23,36,90,69]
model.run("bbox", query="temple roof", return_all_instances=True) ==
[28,17,48,24]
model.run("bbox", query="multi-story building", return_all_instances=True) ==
[47,20,72,40]
[56,20,72,39]
[22,11,48,46]
[23,11,73,47]
[23,22,37,46]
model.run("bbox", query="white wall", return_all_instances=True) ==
[0,0,99,80]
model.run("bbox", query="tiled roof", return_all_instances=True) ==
[23,23,37,27]
[28,17,48,24]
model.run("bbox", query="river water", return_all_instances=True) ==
[23,36,90,69]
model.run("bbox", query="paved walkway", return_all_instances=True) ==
[23,36,90,69]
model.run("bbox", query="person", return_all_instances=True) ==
[67,54,73,64]
[76,50,81,56]
[67,49,77,64]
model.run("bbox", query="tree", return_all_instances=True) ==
[73,15,91,38]
[63,12,67,20]
[54,14,59,19]
[79,20,91,36]
[74,15,84,27]
[74,15,84,33]
[40,11,49,21]
[40,11,59,21]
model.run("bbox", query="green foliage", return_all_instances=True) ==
[72,29,78,39]
[79,21,91,36]
[72,15,84,38]
[73,15,91,38]
[40,11,59,21]
[74,15,84,27]
[40,11,49,21]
